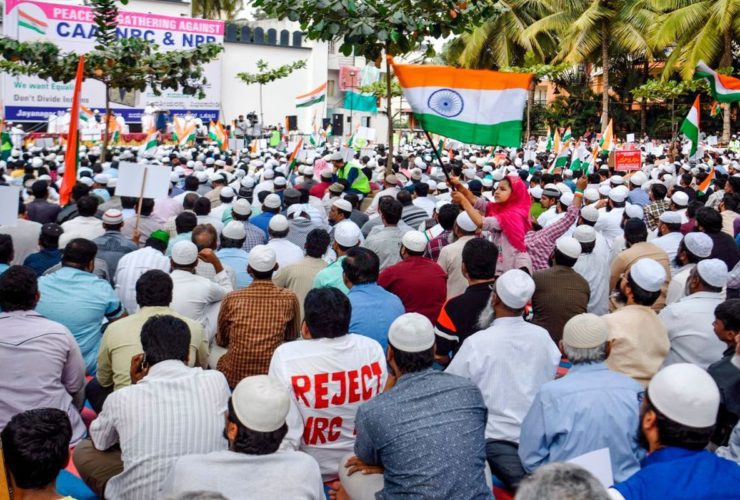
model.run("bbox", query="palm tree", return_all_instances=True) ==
[523,0,655,132]
[650,0,739,141]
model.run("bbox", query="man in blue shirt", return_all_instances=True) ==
[626,172,650,207]
[36,238,125,374]
[338,313,492,499]
[217,221,252,289]
[251,193,282,238]
[519,313,644,482]
[23,223,63,277]
[343,247,404,350]
[611,363,740,499]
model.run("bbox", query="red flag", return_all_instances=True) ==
[60,55,85,206]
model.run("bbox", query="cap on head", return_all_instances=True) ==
[495,269,535,309]
[248,245,277,272]
[171,240,199,266]
[563,313,609,348]
[388,313,435,352]
[648,363,720,428]
[696,258,728,288]
[269,214,289,232]
[456,212,477,232]
[556,237,582,259]
[683,232,713,258]
[629,258,666,292]
[402,230,427,253]
[231,375,290,432]
[102,208,123,225]
[573,225,596,243]
[671,191,689,207]
[263,193,282,209]
[580,205,600,223]
[332,198,352,213]
[334,222,361,247]
[625,204,644,220]
[232,199,252,216]
[659,211,682,225]
[222,220,246,240]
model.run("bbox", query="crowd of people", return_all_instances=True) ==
[1,132,740,500]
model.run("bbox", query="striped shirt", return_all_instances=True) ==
[114,247,171,315]
[90,361,230,500]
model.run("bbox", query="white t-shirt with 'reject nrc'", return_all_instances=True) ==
[269,334,388,481]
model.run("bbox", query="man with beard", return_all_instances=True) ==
[610,364,740,499]
[666,232,713,305]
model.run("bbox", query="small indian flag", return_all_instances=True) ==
[80,105,94,123]
[287,137,304,176]
[18,9,47,35]
[600,119,614,154]
[698,168,714,194]
[209,121,228,149]
[680,95,700,158]
[107,115,120,144]
[562,127,573,143]
[140,129,158,155]
[694,61,740,103]
[391,57,533,146]
[295,82,327,108]
[552,128,561,154]
[551,140,571,172]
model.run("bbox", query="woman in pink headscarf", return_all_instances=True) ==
[452,174,533,275]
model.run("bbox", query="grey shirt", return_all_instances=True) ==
[162,449,324,499]
[363,226,405,271]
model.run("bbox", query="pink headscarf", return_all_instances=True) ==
[484,175,532,252]
[313,158,329,180]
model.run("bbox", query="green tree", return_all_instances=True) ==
[237,59,307,126]
[650,0,739,141]
[0,0,223,159]
[253,0,493,170]
[523,0,655,131]
[192,0,244,20]
[631,78,706,135]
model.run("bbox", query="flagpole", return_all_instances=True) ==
[422,129,452,185]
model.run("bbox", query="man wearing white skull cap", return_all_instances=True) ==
[610,364,740,499]
[447,269,560,490]
[666,232,714,305]
[660,259,728,369]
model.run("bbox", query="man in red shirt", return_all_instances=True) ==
[378,230,447,323]
[309,169,334,199]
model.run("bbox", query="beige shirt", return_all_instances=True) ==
[96,306,209,391]
[437,235,476,300]
[609,242,671,312]
[721,210,739,237]
[273,256,327,320]
[604,304,669,387]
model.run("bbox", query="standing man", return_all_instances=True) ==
[216,245,300,387]
[446,269,561,491]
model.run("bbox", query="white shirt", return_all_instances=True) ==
[666,264,694,305]
[170,269,232,337]
[595,207,625,247]
[267,238,304,268]
[574,243,610,315]
[59,216,105,248]
[652,231,683,266]
[268,335,387,481]
[0,219,41,264]
[365,186,400,216]
[210,202,232,223]
[660,291,727,369]
[413,196,436,217]
[90,361,230,500]
[446,316,561,442]
[162,449,324,500]
[114,247,170,314]
[537,206,557,227]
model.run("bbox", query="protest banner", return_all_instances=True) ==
[614,150,642,171]
[0,186,21,226]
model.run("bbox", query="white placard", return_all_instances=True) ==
[228,138,245,152]
[0,185,20,226]
[114,162,171,200]
[259,139,268,149]
[567,448,614,488]
[707,135,718,146]
[34,137,54,148]
[360,148,375,158]
[340,147,355,163]
[356,127,376,141]
[626,133,635,143]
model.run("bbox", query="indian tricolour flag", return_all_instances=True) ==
[561,127,573,143]
[18,9,47,35]
[140,129,158,155]
[391,58,533,147]
[694,61,740,103]
[551,140,571,172]
[680,95,700,158]
[209,121,228,150]
[600,119,614,154]
[295,82,327,108]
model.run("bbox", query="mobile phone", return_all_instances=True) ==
[140,354,148,371]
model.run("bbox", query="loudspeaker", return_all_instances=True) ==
[332,113,344,137]
[286,115,297,131]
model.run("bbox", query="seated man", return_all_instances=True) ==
[90,270,210,412]
[1,408,74,500]
[610,363,740,499]
[519,313,644,482]
[35,238,125,374]
[73,315,231,499]
[269,287,387,483]
[446,269,561,491]
[339,313,492,499]
[162,375,324,499]
[344,246,405,350]
[516,463,610,500]
[0,266,86,445]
